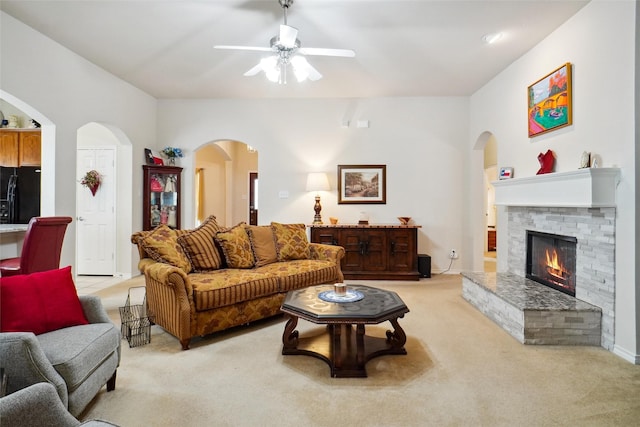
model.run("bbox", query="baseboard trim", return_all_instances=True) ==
[613,344,639,364]
[432,269,460,275]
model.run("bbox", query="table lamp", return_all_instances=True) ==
[306,172,330,224]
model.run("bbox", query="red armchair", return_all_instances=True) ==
[0,216,72,277]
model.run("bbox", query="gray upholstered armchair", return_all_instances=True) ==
[0,295,120,417]
[0,382,118,426]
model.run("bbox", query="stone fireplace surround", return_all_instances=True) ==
[463,168,620,350]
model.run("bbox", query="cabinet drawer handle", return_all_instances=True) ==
[390,240,395,255]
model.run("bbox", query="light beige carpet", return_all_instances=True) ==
[81,274,640,426]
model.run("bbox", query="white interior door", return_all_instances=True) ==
[76,148,116,275]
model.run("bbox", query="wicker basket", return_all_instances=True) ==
[119,286,154,348]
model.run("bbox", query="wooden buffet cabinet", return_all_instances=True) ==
[309,224,421,281]
[0,129,41,167]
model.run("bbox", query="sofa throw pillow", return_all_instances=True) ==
[246,225,278,267]
[177,215,224,272]
[140,224,192,273]
[0,266,89,335]
[271,222,310,261]
[215,223,255,269]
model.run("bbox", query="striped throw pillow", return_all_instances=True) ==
[177,215,224,271]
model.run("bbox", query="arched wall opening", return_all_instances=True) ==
[472,131,499,272]
[194,139,258,228]
[0,90,55,217]
[482,135,497,272]
[77,122,134,278]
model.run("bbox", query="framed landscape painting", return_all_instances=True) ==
[338,164,386,204]
[528,63,572,137]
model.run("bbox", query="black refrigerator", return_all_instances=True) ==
[0,166,41,224]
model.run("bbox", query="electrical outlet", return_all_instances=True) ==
[449,249,458,259]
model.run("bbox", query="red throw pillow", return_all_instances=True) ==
[0,266,89,335]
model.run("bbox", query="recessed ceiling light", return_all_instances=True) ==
[482,33,503,44]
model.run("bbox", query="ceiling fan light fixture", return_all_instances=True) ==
[265,68,281,83]
[260,56,281,82]
[216,0,353,84]
[293,67,309,83]
[291,55,310,82]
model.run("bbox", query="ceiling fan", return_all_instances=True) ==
[214,0,355,84]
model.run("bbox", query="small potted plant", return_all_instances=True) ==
[162,147,184,165]
[81,170,102,196]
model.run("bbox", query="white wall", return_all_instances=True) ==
[469,0,637,362]
[158,97,470,273]
[1,11,157,275]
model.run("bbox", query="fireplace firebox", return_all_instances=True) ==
[526,230,577,296]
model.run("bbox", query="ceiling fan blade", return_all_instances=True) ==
[214,45,273,53]
[298,47,356,58]
[243,63,263,77]
[305,62,323,81]
[279,25,298,48]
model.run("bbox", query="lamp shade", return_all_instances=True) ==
[306,172,330,192]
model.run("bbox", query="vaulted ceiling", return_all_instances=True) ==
[1,0,589,99]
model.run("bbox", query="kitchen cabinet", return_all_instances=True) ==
[0,130,41,167]
[0,131,19,167]
[142,165,182,231]
[309,224,421,281]
[18,131,41,166]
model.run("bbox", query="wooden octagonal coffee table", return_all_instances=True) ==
[280,284,409,378]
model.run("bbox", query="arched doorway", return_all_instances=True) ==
[194,140,258,228]
[483,136,497,272]
[472,131,498,273]
[76,122,133,278]
[0,90,55,217]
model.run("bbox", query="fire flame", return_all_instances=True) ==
[545,248,566,279]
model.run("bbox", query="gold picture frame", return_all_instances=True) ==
[337,164,386,204]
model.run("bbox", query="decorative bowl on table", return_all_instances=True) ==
[397,217,411,225]
[318,288,365,303]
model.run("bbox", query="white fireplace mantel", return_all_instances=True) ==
[492,168,621,207]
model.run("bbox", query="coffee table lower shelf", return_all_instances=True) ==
[282,317,407,378]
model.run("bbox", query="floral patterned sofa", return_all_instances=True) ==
[131,217,344,350]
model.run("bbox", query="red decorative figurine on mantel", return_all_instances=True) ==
[537,149,555,175]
